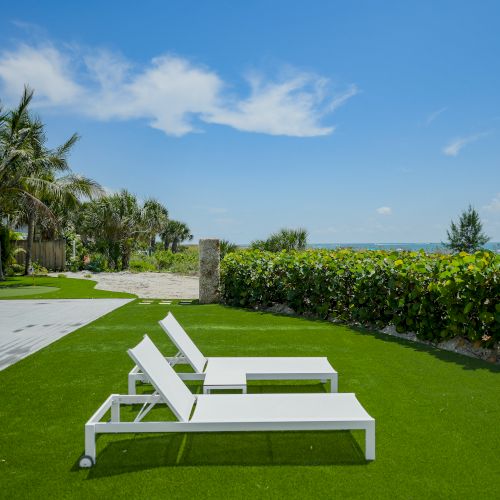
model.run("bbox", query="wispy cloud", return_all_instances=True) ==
[425,107,447,125]
[376,206,392,215]
[442,132,489,157]
[483,193,500,212]
[0,40,357,137]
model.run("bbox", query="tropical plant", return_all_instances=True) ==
[220,239,238,260]
[0,87,102,276]
[444,205,490,253]
[78,190,146,270]
[251,228,308,252]
[221,249,500,345]
[142,198,168,255]
[160,220,193,253]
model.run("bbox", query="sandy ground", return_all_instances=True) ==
[53,271,199,299]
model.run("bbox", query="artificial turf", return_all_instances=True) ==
[0,275,135,299]
[0,300,499,499]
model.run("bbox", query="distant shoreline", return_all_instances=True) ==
[309,242,500,252]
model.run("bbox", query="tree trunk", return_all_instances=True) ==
[163,239,170,251]
[122,247,131,270]
[0,239,4,281]
[171,238,179,253]
[150,236,156,256]
[24,214,35,275]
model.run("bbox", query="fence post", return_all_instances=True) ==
[199,239,220,304]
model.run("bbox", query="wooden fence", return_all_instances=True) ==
[13,240,66,271]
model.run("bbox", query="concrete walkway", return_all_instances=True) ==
[0,299,132,371]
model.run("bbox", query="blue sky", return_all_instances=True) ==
[0,1,499,243]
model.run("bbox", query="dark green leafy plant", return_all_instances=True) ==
[221,249,500,344]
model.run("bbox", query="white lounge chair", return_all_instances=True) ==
[80,335,375,467]
[128,312,338,394]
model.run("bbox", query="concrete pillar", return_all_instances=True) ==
[199,239,220,304]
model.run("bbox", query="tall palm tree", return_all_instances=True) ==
[79,190,144,269]
[18,115,101,274]
[0,86,102,277]
[160,220,193,253]
[142,198,168,255]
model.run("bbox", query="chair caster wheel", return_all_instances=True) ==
[79,455,94,468]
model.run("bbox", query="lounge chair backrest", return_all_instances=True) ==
[159,313,207,373]
[128,335,195,422]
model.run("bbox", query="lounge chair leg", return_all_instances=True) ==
[365,421,376,460]
[330,375,338,393]
[111,399,120,422]
[128,373,137,395]
[82,424,96,466]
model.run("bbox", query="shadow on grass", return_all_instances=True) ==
[83,430,366,478]
[351,326,500,374]
[225,305,500,374]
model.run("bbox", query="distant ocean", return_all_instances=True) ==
[309,242,500,253]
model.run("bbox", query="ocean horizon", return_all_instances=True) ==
[308,242,500,252]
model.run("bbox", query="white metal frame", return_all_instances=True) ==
[81,335,374,468]
[81,392,375,467]
[127,313,339,395]
[128,351,204,394]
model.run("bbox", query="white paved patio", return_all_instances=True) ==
[0,299,132,371]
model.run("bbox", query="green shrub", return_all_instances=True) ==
[154,250,175,270]
[129,257,156,273]
[127,249,199,275]
[84,253,109,273]
[220,249,500,344]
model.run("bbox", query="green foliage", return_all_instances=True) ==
[220,239,238,260]
[129,255,157,272]
[251,228,308,252]
[129,249,199,275]
[160,219,193,253]
[83,253,109,273]
[444,205,490,253]
[221,249,500,344]
[0,226,13,269]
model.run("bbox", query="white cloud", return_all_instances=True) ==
[483,193,500,212]
[205,74,354,136]
[442,132,489,157]
[0,41,357,137]
[376,206,392,215]
[0,44,83,105]
[425,107,447,125]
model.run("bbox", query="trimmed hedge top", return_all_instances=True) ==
[220,249,500,344]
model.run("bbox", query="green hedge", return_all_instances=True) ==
[220,249,500,344]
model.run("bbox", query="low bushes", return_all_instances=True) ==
[129,249,199,275]
[220,249,500,344]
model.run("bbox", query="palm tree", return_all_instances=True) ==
[220,239,238,260]
[0,87,34,280]
[251,228,308,252]
[79,190,144,269]
[161,220,193,253]
[0,87,102,277]
[17,115,101,274]
[142,198,168,255]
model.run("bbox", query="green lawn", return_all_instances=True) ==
[0,301,499,499]
[0,276,135,299]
